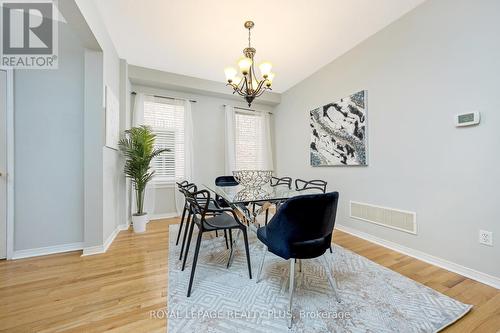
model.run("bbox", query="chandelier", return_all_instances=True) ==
[224,21,274,106]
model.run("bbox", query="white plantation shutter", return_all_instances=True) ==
[143,97,185,183]
[152,130,176,181]
[234,112,265,170]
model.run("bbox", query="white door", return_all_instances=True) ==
[0,70,7,259]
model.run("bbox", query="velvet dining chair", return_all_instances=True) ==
[256,192,341,328]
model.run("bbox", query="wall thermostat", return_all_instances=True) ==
[455,111,480,127]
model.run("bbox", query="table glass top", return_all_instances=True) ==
[204,183,320,204]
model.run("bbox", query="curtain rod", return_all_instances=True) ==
[131,91,197,103]
[224,104,273,115]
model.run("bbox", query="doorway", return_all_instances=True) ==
[0,70,7,259]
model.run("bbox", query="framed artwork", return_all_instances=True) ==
[310,90,368,166]
[105,86,120,150]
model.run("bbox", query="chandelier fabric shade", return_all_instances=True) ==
[224,21,275,106]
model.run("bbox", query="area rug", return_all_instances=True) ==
[167,224,471,332]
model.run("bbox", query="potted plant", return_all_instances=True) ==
[119,125,169,233]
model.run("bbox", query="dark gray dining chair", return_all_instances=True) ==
[182,189,252,297]
[177,183,229,261]
[295,178,327,193]
[270,176,292,188]
[175,181,196,246]
[258,176,293,224]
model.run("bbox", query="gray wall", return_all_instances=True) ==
[14,22,85,250]
[13,0,127,253]
[274,0,500,278]
[83,49,104,248]
[132,85,275,217]
[76,0,125,247]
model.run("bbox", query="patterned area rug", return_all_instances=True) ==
[167,224,471,332]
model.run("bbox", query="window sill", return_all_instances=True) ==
[150,182,176,189]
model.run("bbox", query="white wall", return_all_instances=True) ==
[274,0,500,278]
[132,84,275,217]
[14,21,85,250]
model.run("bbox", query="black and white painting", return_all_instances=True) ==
[310,90,368,166]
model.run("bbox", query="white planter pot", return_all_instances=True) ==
[132,213,149,233]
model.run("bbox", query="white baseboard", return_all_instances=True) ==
[149,212,178,221]
[12,242,83,260]
[336,224,500,290]
[81,223,129,257]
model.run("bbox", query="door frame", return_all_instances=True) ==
[1,68,14,259]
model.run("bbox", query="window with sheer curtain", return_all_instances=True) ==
[234,111,266,170]
[143,98,185,183]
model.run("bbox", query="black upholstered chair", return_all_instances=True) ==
[256,192,341,328]
[182,189,252,297]
[214,175,239,208]
[294,178,332,253]
[215,175,239,186]
[295,178,327,193]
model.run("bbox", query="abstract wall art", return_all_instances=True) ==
[310,90,368,166]
[105,85,120,150]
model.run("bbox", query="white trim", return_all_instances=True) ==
[1,69,14,260]
[81,223,129,256]
[336,224,500,289]
[81,245,103,256]
[149,212,178,221]
[12,242,83,260]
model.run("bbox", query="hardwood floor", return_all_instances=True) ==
[0,218,498,332]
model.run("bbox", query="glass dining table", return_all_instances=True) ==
[203,183,319,266]
[204,183,319,225]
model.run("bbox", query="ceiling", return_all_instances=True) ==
[94,0,426,93]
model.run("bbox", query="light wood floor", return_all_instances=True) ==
[0,218,498,333]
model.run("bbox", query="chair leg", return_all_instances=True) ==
[288,259,296,329]
[242,228,252,279]
[298,259,302,273]
[178,211,192,261]
[215,230,218,237]
[226,229,233,268]
[175,205,187,245]
[227,229,241,268]
[224,229,229,249]
[329,246,333,254]
[182,218,196,271]
[320,255,341,303]
[187,231,203,297]
[264,208,269,225]
[256,245,267,283]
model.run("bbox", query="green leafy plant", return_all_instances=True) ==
[119,125,169,215]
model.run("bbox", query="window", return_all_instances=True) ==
[234,112,265,170]
[143,98,185,183]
